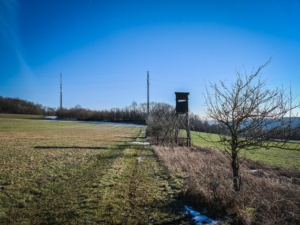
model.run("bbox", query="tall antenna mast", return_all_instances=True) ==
[290,81,292,119]
[60,73,62,109]
[147,71,149,116]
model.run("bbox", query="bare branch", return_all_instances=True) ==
[203,58,300,191]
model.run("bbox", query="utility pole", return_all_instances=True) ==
[290,81,292,123]
[290,81,292,117]
[60,73,62,109]
[147,71,149,116]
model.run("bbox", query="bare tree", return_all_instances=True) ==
[146,102,174,143]
[203,59,300,191]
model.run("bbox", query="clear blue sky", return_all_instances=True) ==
[1,0,300,116]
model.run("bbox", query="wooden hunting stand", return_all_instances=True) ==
[162,92,191,147]
[174,92,191,147]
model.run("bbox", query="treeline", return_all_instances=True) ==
[56,102,220,132]
[0,96,223,132]
[56,101,147,123]
[3,96,297,140]
[0,96,56,115]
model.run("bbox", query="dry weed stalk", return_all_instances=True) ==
[152,145,300,224]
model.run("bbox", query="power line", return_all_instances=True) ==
[3,71,145,79]
[1,85,146,94]
[150,71,202,78]
[150,79,206,87]
[0,79,145,89]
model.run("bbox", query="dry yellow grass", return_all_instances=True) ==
[152,145,300,225]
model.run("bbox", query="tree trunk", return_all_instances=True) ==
[232,150,241,191]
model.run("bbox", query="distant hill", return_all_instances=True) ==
[253,117,300,129]
[282,117,300,128]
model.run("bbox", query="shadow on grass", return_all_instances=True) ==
[34,144,143,150]
[113,144,146,150]
[113,136,136,139]
[34,146,108,150]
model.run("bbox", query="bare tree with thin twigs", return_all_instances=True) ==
[146,102,174,143]
[203,58,300,191]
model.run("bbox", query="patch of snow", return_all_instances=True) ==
[46,119,145,127]
[250,169,258,173]
[137,156,143,163]
[86,121,145,127]
[129,141,150,145]
[185,206,219,225]
[45,116,57,120]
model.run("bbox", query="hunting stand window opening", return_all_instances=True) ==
[175,92,189,114]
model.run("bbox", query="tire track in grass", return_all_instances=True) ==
[24,148,124,225]
[28,144,140,224]
[121,143,192,224]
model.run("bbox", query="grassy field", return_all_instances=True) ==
[0,114,45,119]
[191,131,300,169]
[0,115,190,224]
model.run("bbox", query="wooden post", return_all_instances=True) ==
[186,113,191,147]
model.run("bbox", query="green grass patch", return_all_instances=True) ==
[191,131,300,169]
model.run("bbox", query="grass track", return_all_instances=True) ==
[0,117,190,224]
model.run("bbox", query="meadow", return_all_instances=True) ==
[2,115,299,224]
[0,115,190,224]
[190,131,300,169]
